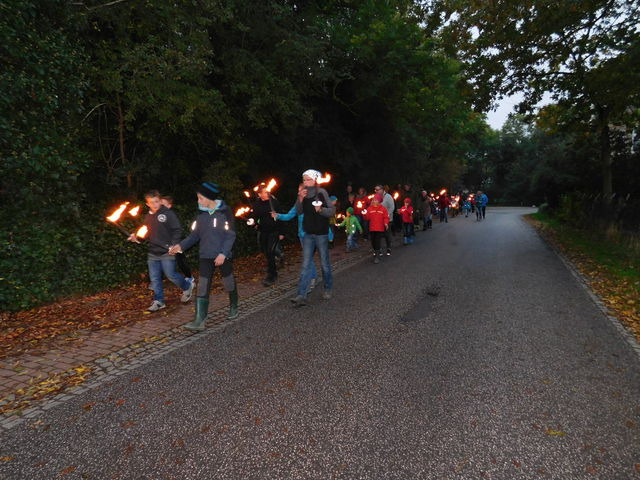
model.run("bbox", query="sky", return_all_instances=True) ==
[486,91,554,130]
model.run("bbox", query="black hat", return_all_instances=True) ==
[197,182,221,201]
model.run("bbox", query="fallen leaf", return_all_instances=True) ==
[0,457,15,462]
[545,429,566,436]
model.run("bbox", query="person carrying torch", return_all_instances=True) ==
[290,169,335,307]
[249,184,285,287]
[127,190,195,312]
[168,182,238,331]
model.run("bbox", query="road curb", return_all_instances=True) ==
[525,217,640,361]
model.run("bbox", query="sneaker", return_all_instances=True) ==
[147,300,166,312]
[290,295,307,307]
[181,277,195,303]
[373,256,380,264]
[386,248,391,256]
[322,290,332,300]
[309,278,317,290]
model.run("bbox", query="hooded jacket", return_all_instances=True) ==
[143,205,182,256]
[336,211,363,235]
[363,204,389,232]
[179,200,236,259]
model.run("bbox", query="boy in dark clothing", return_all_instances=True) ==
[169,182,238,331]
[128,190,194,312]
[161,195,193,279]
[250,186,285,286]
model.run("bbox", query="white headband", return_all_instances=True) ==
[302,169,322,181]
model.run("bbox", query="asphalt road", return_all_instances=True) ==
[1,207,639,479]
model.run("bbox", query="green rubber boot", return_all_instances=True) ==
[228,289,239,320]
[184,297,209,331]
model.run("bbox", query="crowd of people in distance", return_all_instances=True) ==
[126,170,489,330]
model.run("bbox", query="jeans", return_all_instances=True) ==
[440,207,448,223]
[148,257,189,302]
[347,233,358,250]
[298,234,332,298]
[403,222,415,237]
[299,236,318,280]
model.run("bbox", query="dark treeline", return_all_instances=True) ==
[2,0,638,310]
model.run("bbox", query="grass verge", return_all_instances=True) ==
[526,211,640,343]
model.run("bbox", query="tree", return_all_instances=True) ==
[443,0,640,197]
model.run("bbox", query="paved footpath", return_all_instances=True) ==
[1,208,639,479]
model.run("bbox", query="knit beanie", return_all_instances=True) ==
[197,182,221,201]
[346,207,354,215]
[404,197,412,205]
[374,194,383,202]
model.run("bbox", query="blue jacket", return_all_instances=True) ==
[479,194,489,207]
[179,201,236,259]
[276,206,305,239]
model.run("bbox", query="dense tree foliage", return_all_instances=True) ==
[2,0,638,310]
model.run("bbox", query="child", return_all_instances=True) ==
[168,182,238,331]
[336,207,363,252]
[128,190,194,312]
[161,195,193,280]
[462,197,471,217]
[399,197,415,245]
[249,186,284,286]
[363,194,389,264]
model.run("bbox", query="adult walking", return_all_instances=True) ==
[438,192,451,223]
[420,190,432,230]
[477,190,489,220]
[375,184,394,255]
[291,169,336,307]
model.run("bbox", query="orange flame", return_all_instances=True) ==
[440,189,447,195]
[356,201,363,209]
[128,205,140,217]
[393,192,400,200]
[243,191,251,198]
[106,202,130,222]
[235,206,252,217]
[265,178,278,192]
[136,225,148,238]
[317,173,332,185]
[367,194,374,200]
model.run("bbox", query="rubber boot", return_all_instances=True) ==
[184,297,209,331]
[228,289,239,320]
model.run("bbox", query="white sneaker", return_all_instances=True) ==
[181,277,195,303]
[147,300,166,312]
[309,278,317,290]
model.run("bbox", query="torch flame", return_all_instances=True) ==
[356,201,363,209]
[367,194,374,200]
[128,205,140,217]
[136,225,148,238]
[243,191,251,198]
[191,221,197,231]
[235,206,252,217]
[440,189,447,195]
[393,192,400,200]
[265,178,278,192]
[317,173,332,185]
[106,202,130,222]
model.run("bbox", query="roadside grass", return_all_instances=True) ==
[527,211,640,343]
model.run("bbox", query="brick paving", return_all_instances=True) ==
[0,235,407,429]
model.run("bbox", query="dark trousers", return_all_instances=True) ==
[175,252,191,278]
[383,226,392,249]
[258,231,279,280]
[197,258,235,298]
[370,231,384,253]
[403,222,415,237]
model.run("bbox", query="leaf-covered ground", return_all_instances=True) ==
[0,244,302,360]
[527,213,640,343]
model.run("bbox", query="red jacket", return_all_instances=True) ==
[363,204,389,232]
[438,195,451,209]
[398,202,414,223]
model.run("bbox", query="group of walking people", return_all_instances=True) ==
[126,170,489,331]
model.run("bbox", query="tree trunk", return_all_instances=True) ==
[597,104,612,200]
[116,93,132,188]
